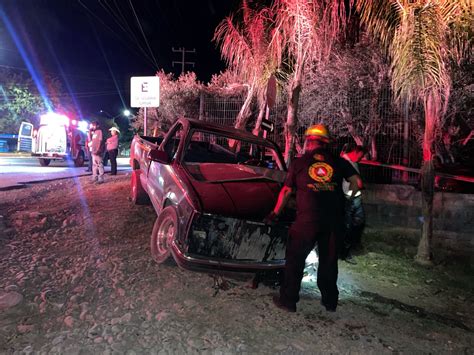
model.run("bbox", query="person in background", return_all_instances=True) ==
[88,121,104,184]
[340,144,367,264]
[106,127,120,175]
[265,124,362,313]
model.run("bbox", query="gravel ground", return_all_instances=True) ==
[0,174,472,354]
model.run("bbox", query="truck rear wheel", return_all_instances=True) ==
[131,170,149,205]
[39,159,51,167]
[150,206,178,264]
[74,152,85,167]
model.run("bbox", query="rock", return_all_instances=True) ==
[111,326,120,334]
[64,316,74,328]
[80,310,88,321]
[88,324,102,338]
[52,335,65,345]
[121,313,132,323]
[27,211,43,219]
[38,266,50,274]
[5,284,19,292]
[39,217,48,228]
[22,346,33,354]
[94,336,104,344]
[0,291,23,310]
[111,342,127,352]
[17,324,34,333]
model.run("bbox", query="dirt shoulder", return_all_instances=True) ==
[0,174,472,354]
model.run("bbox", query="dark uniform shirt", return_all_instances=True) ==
[284,149,357,223]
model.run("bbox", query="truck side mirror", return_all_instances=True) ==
[148,149,171,164]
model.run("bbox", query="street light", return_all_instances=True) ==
[100,109,131,119]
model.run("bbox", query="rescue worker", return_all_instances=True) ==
[106,127,120,175]
[88,121,105,184]
[340,145,367,264]
[265,124,362,312]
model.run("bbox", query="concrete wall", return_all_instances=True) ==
[363,184,474,258]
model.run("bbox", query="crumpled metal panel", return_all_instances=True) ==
[188,214,287,261]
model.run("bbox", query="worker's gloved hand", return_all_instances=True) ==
[263,211,278,225]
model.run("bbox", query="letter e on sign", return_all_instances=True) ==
[130,76,160,108]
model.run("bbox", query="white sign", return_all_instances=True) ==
[130,76,160,108]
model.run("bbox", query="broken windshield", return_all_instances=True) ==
[182,129,286,183]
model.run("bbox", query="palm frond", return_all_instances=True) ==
[445,0,473,63]
[355,0,402,49]
[390,2,451,110]
[213,16,253,77]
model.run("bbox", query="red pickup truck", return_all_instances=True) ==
[130,118,293,273]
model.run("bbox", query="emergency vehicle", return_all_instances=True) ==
[18,112,90,167]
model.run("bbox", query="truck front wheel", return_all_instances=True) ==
[150,206,178,264]
[131,170,149,205]
[39,159,51,167]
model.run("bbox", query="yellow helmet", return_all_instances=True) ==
[305,124,330,142]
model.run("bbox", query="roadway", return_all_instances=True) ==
[0,154,131,190]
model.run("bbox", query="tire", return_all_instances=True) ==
[130,170,149,205]
[150,206,178,264]
[74,151,85,167]
[39,159,51,166]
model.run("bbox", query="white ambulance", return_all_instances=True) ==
[18,112,90,167]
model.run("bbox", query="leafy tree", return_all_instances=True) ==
[0,70,44,133]
[214,0,277,133]
[132,71,202,135]
[356,0,473,264]
[299,34,391,159]
[0,69,75,134]
[271,0,351,162]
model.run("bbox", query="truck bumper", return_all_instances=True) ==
[171,241,285,273]
[32,153,67,160]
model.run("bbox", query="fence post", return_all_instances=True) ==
[199,91,204,121]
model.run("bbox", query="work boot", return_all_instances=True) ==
[321,300,336,312]
[272,295,296,313]
[343,252,357,265]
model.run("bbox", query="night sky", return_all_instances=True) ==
[0,0,240,117]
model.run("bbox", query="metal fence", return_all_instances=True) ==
[198,91,438,186]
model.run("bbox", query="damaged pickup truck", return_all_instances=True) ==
[130,118,293,273]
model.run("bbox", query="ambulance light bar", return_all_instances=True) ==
[40,112,70,127]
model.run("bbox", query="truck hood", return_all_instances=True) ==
[185,163,284,220]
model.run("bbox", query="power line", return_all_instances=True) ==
[129,0,159,69]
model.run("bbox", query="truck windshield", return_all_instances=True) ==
[182,129,286,182]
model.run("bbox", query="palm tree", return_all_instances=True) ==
[213,1,275,131]
[271,0,351,162]
[356,0,473,264]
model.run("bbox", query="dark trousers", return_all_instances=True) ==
[108,149,118,175]
[341,197,365,258]
[86,150,92,171]
[280,219,342,309]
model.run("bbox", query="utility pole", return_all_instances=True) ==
[172,47,196,74]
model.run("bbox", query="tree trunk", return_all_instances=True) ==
[284,80,301,164]
[415,96,437,266]
[234,85,254,130]
[252,99,267,136]
[370,136,378,161]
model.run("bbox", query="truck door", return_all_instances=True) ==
[147,123,184,210]
[17,122,34,152]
